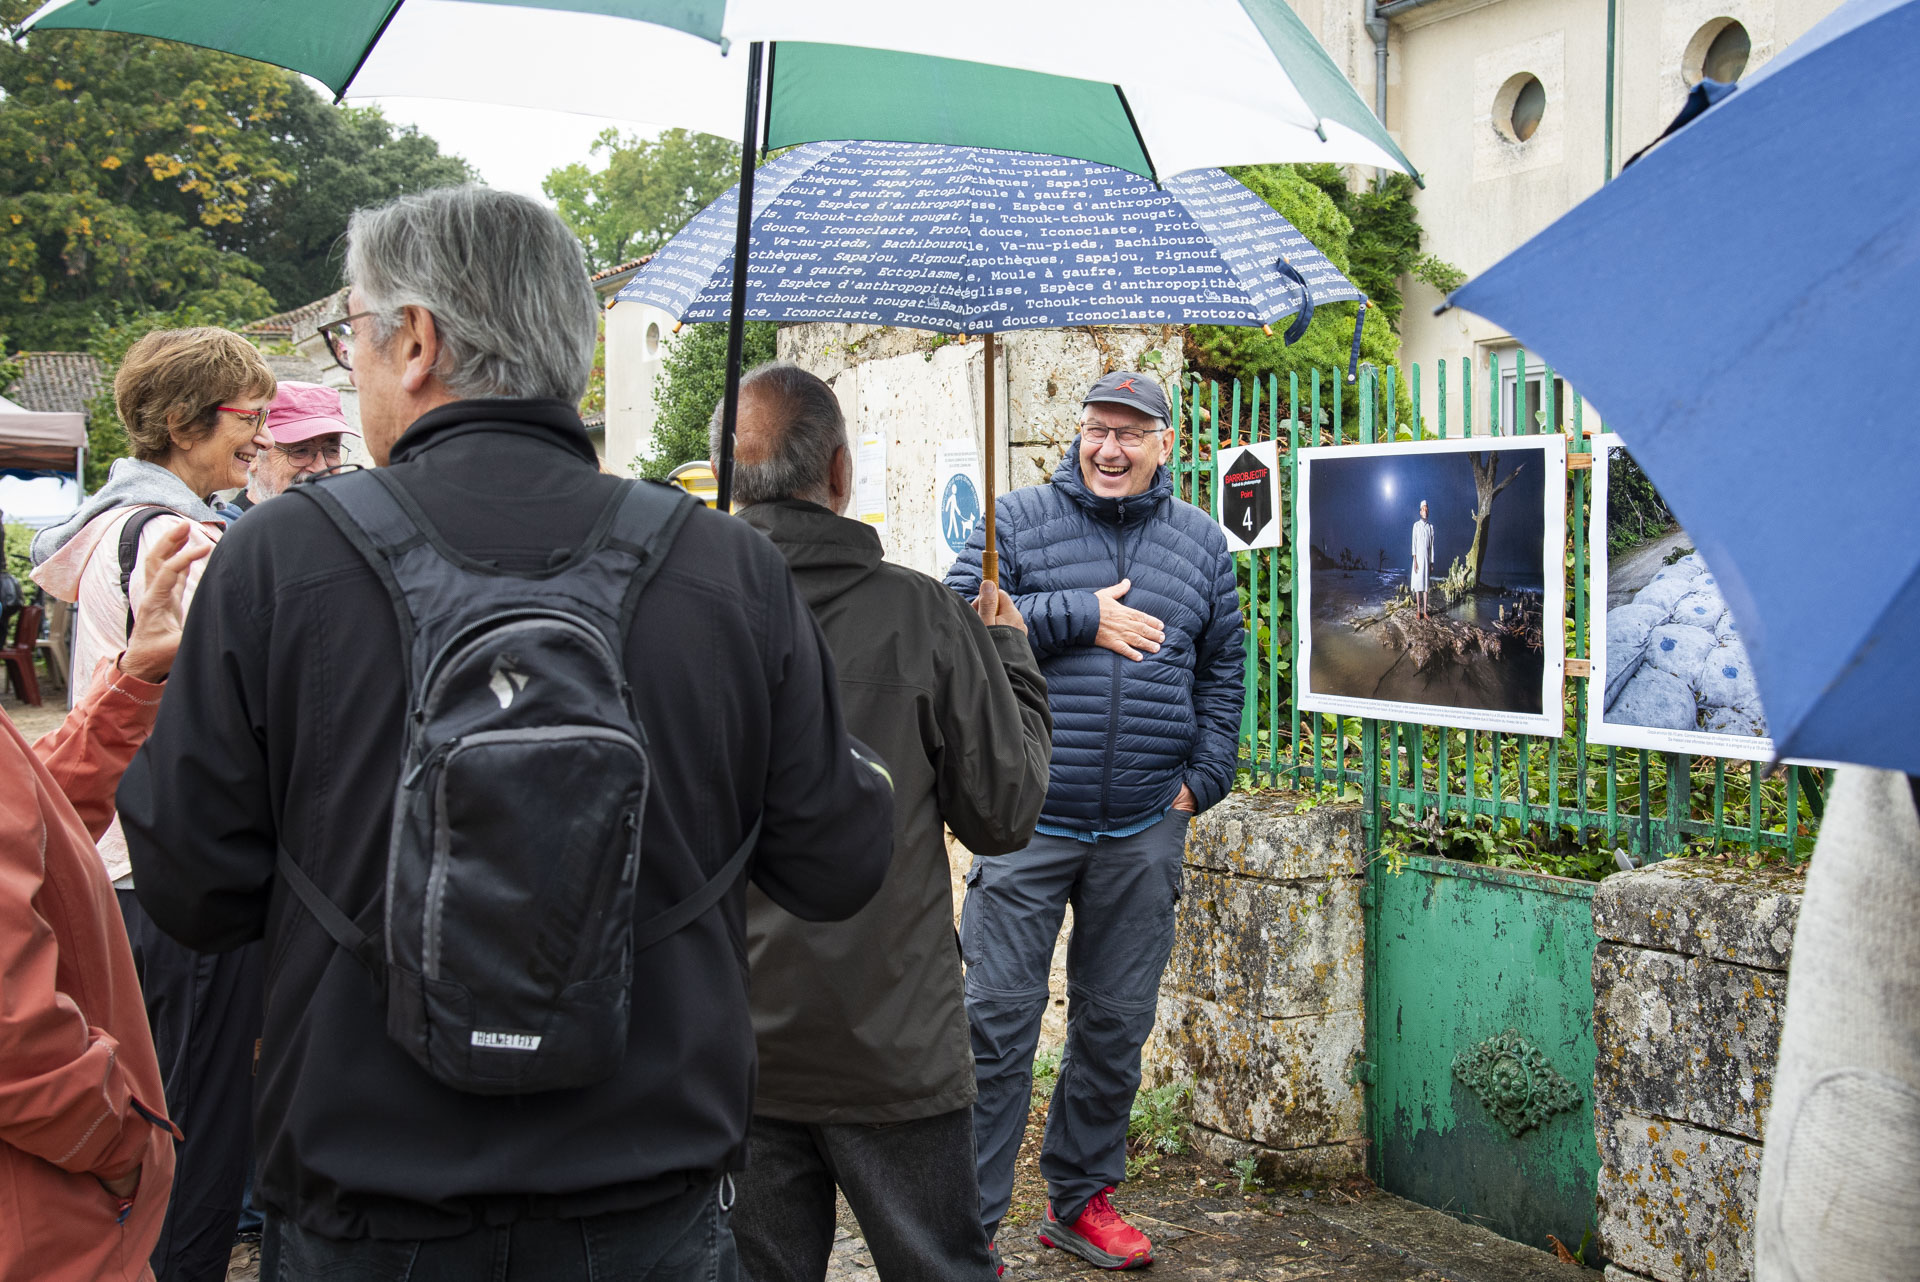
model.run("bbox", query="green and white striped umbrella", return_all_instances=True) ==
[22,0,1416,181]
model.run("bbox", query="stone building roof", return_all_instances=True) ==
[241,288,349,341]
[591,255,653,299]
[590,255,652,283]
[8,352,103,414]
[265,353,331,385]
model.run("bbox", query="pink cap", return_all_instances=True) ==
[266,381,357,444]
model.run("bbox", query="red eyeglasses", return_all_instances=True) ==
[217,405,268,432]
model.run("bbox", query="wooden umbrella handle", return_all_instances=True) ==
[982,332,998,585]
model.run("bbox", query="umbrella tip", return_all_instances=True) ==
[1433,301,1452,316]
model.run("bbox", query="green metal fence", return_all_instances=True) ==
[1167,358,1822,868]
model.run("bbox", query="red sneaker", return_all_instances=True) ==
[987,1240,1005,1277]
[1036,1188,1153,1270]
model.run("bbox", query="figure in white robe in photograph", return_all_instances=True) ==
[1412,500,1436,620]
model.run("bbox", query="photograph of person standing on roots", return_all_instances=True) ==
[1298,434,1567,736]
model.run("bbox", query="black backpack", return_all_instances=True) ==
[280,468,759,1095]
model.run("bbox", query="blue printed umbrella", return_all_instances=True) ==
[619,140,1363,567]
[1445,0,1920,772]
[619,141,1361,335]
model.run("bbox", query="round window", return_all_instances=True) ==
[1686,18,1752,85]
[644,321,662,359]
[1493,73,1547,143]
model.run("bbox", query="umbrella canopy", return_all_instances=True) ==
[22,0,1416,180]
[616,141,1362,332]
[1444,0,1920,772]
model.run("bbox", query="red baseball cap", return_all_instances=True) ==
[266,381,357,444]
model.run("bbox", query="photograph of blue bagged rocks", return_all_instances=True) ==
[1589,435,1774,760]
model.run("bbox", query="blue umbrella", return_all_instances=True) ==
[1443,0,1920,772]
[618,140,1362,335]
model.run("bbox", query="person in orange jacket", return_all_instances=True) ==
[1,522,206,1282]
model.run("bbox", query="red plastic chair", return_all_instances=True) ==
[1,604,44,707]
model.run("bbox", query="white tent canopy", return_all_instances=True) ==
[0,393,85,475]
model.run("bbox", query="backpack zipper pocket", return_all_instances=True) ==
[422,725,646,982]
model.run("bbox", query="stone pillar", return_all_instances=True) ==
[1592,860,1804,1282]
[1142,794,1368,1182]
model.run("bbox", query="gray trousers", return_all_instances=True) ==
[962,811,1189,1241]
[732,1109,996,1282]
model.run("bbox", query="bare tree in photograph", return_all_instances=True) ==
[1465,452,1526,589]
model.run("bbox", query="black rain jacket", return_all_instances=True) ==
[740,500,1051,1123]
[116,400,895,1240]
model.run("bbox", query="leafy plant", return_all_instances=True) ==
[1031,1046,1061,1097]
[1125,1080,1191,1178]
[1231,1155,1267,1195]
[1606,448,1675,556]
[1412,254,1469,297]
[4,521,34,585]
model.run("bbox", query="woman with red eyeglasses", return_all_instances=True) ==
[28,325,274,1282]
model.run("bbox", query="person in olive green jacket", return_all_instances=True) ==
[717,362,1051,1282]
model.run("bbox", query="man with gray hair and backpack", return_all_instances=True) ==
[116,186,896,1282]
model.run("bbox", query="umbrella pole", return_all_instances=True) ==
[982,332,998,586]
[716,40,766,513]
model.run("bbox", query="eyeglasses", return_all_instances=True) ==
[217,405,268,432]
[271,439,347,467]
[1082,424,1166,448]
[317,311,381,372]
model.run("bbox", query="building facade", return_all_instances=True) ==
[1313,0,1840,432]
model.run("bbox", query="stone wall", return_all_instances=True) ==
[1592,859,1805,1282]
[1142,794,1368,1182]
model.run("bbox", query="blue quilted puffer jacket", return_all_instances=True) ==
[945,448,1246,833]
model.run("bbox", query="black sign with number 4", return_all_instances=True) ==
[1220,447,1277,549]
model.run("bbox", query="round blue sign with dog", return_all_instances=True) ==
[941,475,982,554]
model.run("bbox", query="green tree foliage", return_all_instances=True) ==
[638,320,776,480]
[0,3,287,348]
[0,4,478,349]
[227,98,476,309]
[544,128,740,274]
[1186,167,1412,434]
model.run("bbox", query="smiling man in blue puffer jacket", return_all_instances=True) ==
[945,370,1245,1272]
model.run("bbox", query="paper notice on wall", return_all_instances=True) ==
[855,433,888,529]
[933,438,984,556]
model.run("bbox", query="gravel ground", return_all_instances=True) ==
[3,682,68,742]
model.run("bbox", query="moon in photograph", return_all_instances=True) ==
[1381,474,1397,501]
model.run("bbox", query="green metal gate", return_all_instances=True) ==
[1166,355,1818,1251]
[1367,856,1598,1251]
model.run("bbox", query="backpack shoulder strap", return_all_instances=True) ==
[603,479,697,635]
[276,845,385,983]
[630,814,762,953]
[290,469,429,654]
[117,506,178,637]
